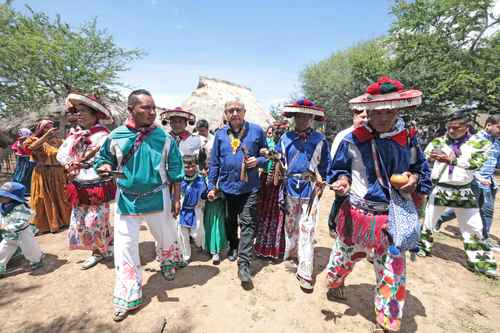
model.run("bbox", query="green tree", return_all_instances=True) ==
[0,3,144,117]
[301,38,394,129]
[390,0,500,120]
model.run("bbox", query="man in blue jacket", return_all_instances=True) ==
[207,100,268,288]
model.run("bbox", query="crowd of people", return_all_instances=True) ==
[0,75,499,332]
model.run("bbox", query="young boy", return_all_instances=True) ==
[178,155,207,265]
[0,182,43,277]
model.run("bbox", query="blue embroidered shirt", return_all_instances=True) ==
[327,122,431,203]
[276,129,331,199]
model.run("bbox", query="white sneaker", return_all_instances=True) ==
[81,255,104,270]
[212,253,220,265]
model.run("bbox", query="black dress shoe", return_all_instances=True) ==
[227,248,238,262]
[238,265,253,290]
[238,265,252,283]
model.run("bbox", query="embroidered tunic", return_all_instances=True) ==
[276,129,330,199]
[328,121,432,203]
[94,126,184,215]
[0,204,33,241]
[179,175,207,229]
[424,133,491,207]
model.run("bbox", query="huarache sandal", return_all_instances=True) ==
[113,309,128,322]
[296,275,314,291]
[327,286,347,300]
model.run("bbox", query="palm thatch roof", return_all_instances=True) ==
[0,98,128,147]
[181,76,273,130]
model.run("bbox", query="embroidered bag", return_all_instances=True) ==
[372,141,420,253]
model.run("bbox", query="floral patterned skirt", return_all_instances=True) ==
[68,203,112,254]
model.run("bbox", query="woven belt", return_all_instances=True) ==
[119,183,166,200]
[73,178,114,189]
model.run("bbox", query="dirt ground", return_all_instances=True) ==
[1,185,499,332]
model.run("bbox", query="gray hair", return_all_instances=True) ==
[224,99,246,111]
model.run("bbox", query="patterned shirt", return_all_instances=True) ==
[0,204,32,241]
[425,133,491,185]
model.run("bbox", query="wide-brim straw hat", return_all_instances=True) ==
[160,107,196,126]
[66,93,112,120]
[349,76,422,111]
[281,98,325,121]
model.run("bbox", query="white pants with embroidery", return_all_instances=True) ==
[422,196,496,275]
[284,196,318,282]
[113,190,182,311]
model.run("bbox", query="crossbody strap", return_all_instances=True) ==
[370,140,390,190]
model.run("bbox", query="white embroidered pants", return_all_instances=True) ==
[113,190,181,310]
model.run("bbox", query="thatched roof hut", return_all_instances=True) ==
[181,77,273,131]
[0,98,128,147]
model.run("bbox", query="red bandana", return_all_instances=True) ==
[352,126,416,147]
[122,117,157,167]
[170,130,191,143]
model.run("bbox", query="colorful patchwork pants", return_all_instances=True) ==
[284,196,318,282]
[113,190,182,311]
[0,227,42,274]
[421,201,497,276]
[327,237,406,332]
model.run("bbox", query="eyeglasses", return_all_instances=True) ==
[225,108,244,113]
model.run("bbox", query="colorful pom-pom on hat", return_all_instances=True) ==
[281,98,325,121]
[349,76,422,111]
[160,107,196,126]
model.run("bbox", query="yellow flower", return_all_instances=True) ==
[231,138,240,153]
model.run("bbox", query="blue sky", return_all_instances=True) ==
[13,0,395,110]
